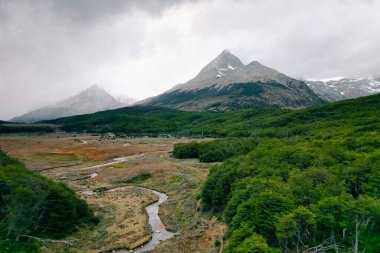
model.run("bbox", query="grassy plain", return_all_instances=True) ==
[0,134,224,252]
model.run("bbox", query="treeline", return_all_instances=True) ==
[172,138,258,162]
[45,94,380,140]
[46,105,285,137]
[46,106,213,136]
[0,125,54,134]
[0,151,98,252]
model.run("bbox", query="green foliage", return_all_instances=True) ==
[227,225,280,253]
[172,142,200,159]
[201,134,380,251]
[0,240,41,253]
[233,233,270,253]
[124,173,151,184]
[198,138,258,162]
[275,206,316,250]
[195,94,380,252]
[0,124,54,134]
[231,190,294,243]
[0,151,98,251]
[172,138,258,162]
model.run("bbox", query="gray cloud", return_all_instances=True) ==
[49,0,200,24]
[1,0,380,120]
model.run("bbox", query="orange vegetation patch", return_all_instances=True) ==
[52,145,139,160]
[0,134,175,161]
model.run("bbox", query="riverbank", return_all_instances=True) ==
[80,186,174,252]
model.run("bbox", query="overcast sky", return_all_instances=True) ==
[1,0,380,120]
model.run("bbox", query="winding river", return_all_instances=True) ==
[121,188,174,253]
[82,186,174,252]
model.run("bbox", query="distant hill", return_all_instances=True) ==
[11,85,126,123]
[307,75,380,101]
[140,50,323,110]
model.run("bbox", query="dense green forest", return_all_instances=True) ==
[201,136,380,252]
[0,125,54,134]
[47,93,380,139]
[0,151,98,252]
[170,94,380,252]
[173,138,258,162]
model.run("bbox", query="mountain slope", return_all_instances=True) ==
[11,85,125,123]
[142,50,323,110]
[307,75,380,101]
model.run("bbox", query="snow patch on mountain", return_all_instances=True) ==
[306,75,380,101]
[141,49,323,110]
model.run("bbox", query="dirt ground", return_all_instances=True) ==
[0,134,226,253]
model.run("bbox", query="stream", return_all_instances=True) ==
[80,157,129,170]
[82,186,175,252]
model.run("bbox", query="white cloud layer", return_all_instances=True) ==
[1,0,380,120]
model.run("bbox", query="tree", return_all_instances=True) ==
[349,196,380,253]
[0,150,98,251]
[313,194,380,252]
[231,190,294,244]
[235,233,270,253]
[312,194,353,252]
[275,206,316,252]
[224,177,289,224]
[288,168,344,206]
[7,181,47,240]
[227,223,255,251]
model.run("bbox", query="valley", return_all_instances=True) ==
[1,93,380,252]
[0,134,224,253]
[2,1,380,252]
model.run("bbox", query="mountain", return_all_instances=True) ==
[11,84,126,123]
[306,75,380,101]
[141,50,323,110]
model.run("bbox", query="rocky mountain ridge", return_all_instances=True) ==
[306,75,380,101]
[142,50,323,110]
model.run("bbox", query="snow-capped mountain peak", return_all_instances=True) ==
[198,49,244,76]
[142,50,322,110]
[306,75,380,101]
[168,50,299,91]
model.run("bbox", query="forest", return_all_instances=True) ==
[0,124,54,134]
[200,135,380,252]
[172,94,380,252]
[0,151,98,252]
[172,138,258,162]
